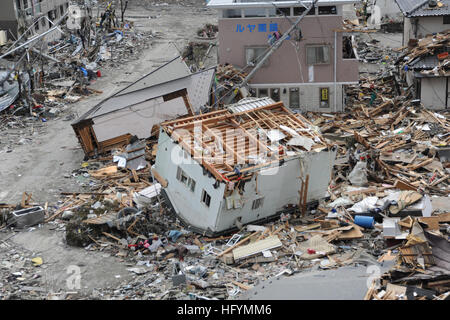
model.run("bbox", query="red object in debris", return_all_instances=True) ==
[438,52,449,60]
[97,70,101,77]
[307,249,316,254]
[33,104,43,110]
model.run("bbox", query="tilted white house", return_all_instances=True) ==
[153,99,336,236]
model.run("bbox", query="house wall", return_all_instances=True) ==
[403,16,450,46]
[155,128,337,233]
[373,0,402,21]
[0,1,18,37]
[420,77,448,110]
[250,82,345,112]
[155,130,225,233]
[216,6,358,112]
[214,149,336,232]
[0,0,68,40]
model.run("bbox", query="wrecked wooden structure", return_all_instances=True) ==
[153,100,337,236]
[72,56,215,156]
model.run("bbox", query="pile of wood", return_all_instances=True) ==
[307,76,450,197]
[396,30,450,76]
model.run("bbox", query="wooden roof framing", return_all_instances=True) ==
[161,102,328,182]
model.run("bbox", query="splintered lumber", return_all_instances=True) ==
[151,168,168,188]
[231,280,253,290]
[90,166,118,178]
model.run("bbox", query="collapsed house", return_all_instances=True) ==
[153,98,337,236]
[72,56,216,156]
[397,30,450,110]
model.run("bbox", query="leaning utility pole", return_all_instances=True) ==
[226,0,319,103]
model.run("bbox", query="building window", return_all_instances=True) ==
[177,166,195,192]
[60,5,64,16]
[289,88,300,108]
[444,15,450,24]
[243,8,266,18]
[306,45,330,65]
[245,46,269,67]
[270,88,280,102]
[223,9,241,18]
[318,6,337,15]
[23,0,28,9]
[35,22,39,32]
[294,6,315,16]
[252,197,264,210]
[320,88,329,108]
[258,88,268,98]
[249,88,257,97]
[343,36,356,59]
[201,189,211,207]
[16,0,21,10]
[188,177,196,192]
[276,7,291,17]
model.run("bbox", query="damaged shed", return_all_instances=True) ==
[72,56,216,156]
[153,100,337,236]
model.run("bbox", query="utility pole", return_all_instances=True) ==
[225,0,318,104]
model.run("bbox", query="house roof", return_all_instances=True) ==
[160,102,329,182]
[73,57,214,124]
[227,96,276,113]
[395,0,450,17]
[207,0,360,9]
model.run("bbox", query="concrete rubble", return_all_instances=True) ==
[0,0,449,301]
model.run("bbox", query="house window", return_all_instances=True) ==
[252,197,264,210]
[201,189,211,207]
[276,7,291,16]
[60,5,64,16]
[306,45,330,65]
[320,88,329,108]
[294,6,315,16]
[23,0,28,9]
[289,88,300,108]
[343,36,356,59]
[245,46,269,67]
[223,9,241,18]
[318,6,337,15]
[444,15,450,24]
[188,177,196,192]
[270,88,280,102]
[177,166,195,192]
[243,8,266,18]
[258,88,268,97]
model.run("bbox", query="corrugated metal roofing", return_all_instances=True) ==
[395,0,450,17]
[119,56,190,95]
[227,97,276,113]
[73,56,190,124]
[409,55,439,69]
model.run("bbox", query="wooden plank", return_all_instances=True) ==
[151,168,168,188]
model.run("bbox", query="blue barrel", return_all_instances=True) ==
[354,215,374,229]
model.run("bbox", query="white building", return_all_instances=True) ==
[395,0,450,46]
[153,99,336,236]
